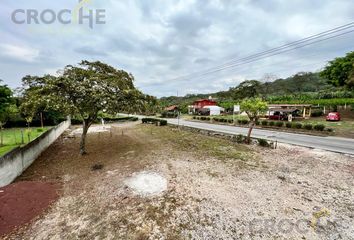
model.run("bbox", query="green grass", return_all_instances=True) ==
[0,127,51,156]
[301,117,354,137]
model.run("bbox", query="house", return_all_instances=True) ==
[202,105,224,116]
[164,105,178,112]
[188,98,217,114]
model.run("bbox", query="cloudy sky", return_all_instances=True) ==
[1,0,354,97]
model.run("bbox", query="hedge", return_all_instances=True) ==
[314,124,325,131]
[141,118,167,126]
[304,124,313,130]
[275,122,284,127]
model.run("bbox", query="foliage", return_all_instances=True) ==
[234,134,245,144]
[314,124,325,131]
[240,98,268,143]
[285,122,292,128]
[320,51,354,88]
[258,138,270,147]
[161,111,178,118]
[304,124,313,130]
[261,120,268,126]
[21,61,153,154]
[275,121,284,127]
[0,82,14,127]
[292,122,303,129]
[141,118,167,126]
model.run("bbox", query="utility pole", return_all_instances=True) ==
[177,90,180,128]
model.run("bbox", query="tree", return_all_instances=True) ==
[0,82,15,146]
[240,98,268,144]
[320,51,354,89]
[22,61,151,155]
[231,80,261,100]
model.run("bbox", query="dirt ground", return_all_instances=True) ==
[3,122,354,239]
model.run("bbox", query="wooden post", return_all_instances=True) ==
[21,130,24,144]
[303,107,306,118]
[308,107,312,118]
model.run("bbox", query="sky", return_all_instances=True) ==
[0,0,354,97]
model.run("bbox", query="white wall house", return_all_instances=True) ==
[202,106,224,116]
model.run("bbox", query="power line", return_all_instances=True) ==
[167,22,354,82]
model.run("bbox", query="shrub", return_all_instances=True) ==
[292,122,302,129]
[241,119,249,125]
[228,119,233,123]
[258,138,270,147]
[269,121,275,126]
[192,116,196,119]
[37,128,44,133]
[314,124,325,131]
[141,118,167,126]
[255,120,260,125]
[161,111,178,118]
[275,122,284,127]
[235,134,245,143]
[304,124,313,130]
[261,120,268,126]
[201,117,206,120]
[326,128,334,132]
[237,119,243,124]
[222,119,228,123]
[206,117,210,121]
[285,122,292,128]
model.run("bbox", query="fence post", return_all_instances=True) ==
[21,130,24,144]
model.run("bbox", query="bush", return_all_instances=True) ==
[36,128,44,133]
[228,119,233,123]
[285,122,292,128]
[269,121,275,126]
[234,134,245,143]
[241,119,249,125]
[292,122,302,129]
[141,118,167,126]
[201,117,206,120]
[161,111,178,118]
[206,117,210,121]
[258,138,270,147]
[314,124,325,131]
[192,116,196,119]
[304,124,313,130]
[255,120,260,125]
[326,128,334,132]
[275,122,284,127]
[261,120,268,126]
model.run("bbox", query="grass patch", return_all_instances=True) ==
[0,127,51,156]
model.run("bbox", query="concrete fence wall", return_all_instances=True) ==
[0,119,71,187]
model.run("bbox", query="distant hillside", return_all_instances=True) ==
[160,72,332,107]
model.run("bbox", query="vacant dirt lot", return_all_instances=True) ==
[3,122,354,239]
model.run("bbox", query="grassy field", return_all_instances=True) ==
[0,127,51,156]
[301,117,354,138]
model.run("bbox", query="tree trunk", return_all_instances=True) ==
[80,120,90,155]
[40,112,44,129]
[246,121,255,144]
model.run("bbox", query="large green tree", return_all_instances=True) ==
[240,98,268,144]
[320,51,354,89]
[0,81,14,146]
[22,61,152,155]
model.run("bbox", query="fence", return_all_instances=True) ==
[0,118,71,187]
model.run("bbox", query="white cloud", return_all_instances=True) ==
[0,0,353,97]
[0,43,39,62]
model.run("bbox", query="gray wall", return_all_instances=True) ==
[0,119,71,187]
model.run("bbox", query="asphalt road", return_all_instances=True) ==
[166,119,354,155]
[121,114,354,155]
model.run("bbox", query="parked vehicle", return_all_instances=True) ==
[326,112,341,121]
[268,111,288,120]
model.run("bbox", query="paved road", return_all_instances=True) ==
[122,114,354,155]
[168,119,354,155]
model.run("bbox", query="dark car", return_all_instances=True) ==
[326,112,341,121]
[268,111,288,121]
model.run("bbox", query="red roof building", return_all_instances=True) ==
[193,99,217,110]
